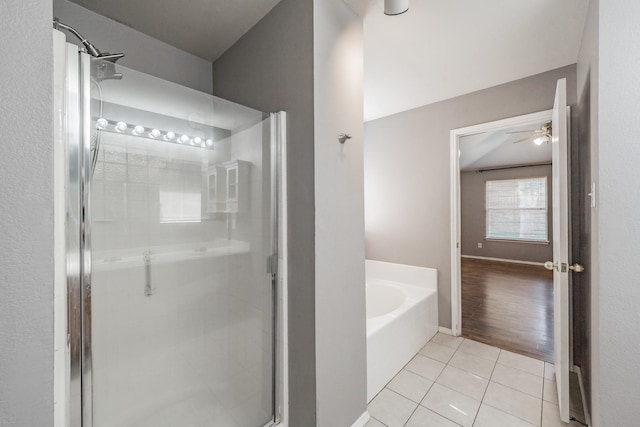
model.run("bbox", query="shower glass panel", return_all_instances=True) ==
[88,59,275,427]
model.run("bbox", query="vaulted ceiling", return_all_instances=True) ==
[69,0,282,62]
[70,0,589,123]
[346,0,589,121]
[459,121,552,171]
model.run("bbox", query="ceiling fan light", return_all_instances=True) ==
[385,0,409,15]
[534,135,549,145]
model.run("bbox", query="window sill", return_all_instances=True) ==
[485,238,550,245]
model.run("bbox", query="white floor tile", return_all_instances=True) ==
[367,389,417,427]
[544,362,556,380]
[541,401,569,427]
[474,404,537,427]
[543,378,559,404]
[421,383,480,427]
[405,354,446,381]
[497,351,544,377]
[449,350,496,379]
[420,341,457,363]
[431,333,464,349]
[405,405,460,427]
[458,340,500,362]
[483,382,542,426]
[436,365,488,401]
[492,363,543,398]
[364,417,386,427]
[387,369,434,403]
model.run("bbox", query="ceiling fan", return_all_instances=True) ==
[508,121,552,145]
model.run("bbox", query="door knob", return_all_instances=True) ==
[544,261,584,273]
[569,263,585,273]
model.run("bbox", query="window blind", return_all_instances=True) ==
[485,177,548,242]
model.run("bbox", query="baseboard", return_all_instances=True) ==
[438,326,453,335]
[571,365,592,426]
[350,411,370,427]
[461,255,544,267]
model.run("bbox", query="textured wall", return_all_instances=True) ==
[365,65,576,328]
[53,0,213,93]
[313,0,367,425]
[461,165,553,263]
[211,0,317,425]
[0,0,55,425]
[598,0,640,425]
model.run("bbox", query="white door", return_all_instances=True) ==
[550,78,570,422]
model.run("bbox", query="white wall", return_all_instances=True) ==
[53,0,213,93]
[597,1,640,425]
[314,0,367,426]
[0,0,55,425]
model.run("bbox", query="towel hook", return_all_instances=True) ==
[338,133,352,144]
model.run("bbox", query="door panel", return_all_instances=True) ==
[551,78,570,422]
[87,58,275,427]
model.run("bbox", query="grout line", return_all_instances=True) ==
[401,402,420,427]
[470,348,500,426]
[370,415,389,427]
[481,402,538,427]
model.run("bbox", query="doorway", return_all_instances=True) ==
[449,110,555,362]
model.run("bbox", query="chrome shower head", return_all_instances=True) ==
[54,18,125,81]
[54,18,102,57]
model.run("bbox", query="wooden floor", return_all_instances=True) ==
[461,257,555,362]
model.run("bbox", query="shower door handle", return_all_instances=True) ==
[143,251,156,296]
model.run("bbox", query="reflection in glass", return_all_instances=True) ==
[89,59,274,427]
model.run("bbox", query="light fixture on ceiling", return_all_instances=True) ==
[509,122,552,145]
[385,0,409,15]
[92,119,214,150]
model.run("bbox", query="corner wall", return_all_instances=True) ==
[314,1,367,425]
[364,65,577,328]
[0,0,55,425]
[211,0,317,425]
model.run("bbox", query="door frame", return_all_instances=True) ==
[449,109,553,336]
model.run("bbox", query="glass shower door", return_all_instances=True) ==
[87,58,276,427]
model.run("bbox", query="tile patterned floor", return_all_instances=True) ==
[366,333,584,427]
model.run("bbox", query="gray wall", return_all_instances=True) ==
[574,0,598,418]
[365,65,576,327]
[461,165,553,263]
[597,1,640,425]
[211,0,317,425]
[313,1,367,426]
[53,0,213,93]
[0,0,55,425]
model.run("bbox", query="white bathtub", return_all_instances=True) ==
[366,260,438,402]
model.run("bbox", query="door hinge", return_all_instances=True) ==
[266,254,278,275]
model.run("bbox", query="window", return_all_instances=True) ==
[485,177,548,242]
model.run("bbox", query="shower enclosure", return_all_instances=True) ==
[55,32,285,427]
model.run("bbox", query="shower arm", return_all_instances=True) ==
[53,18,101,57]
